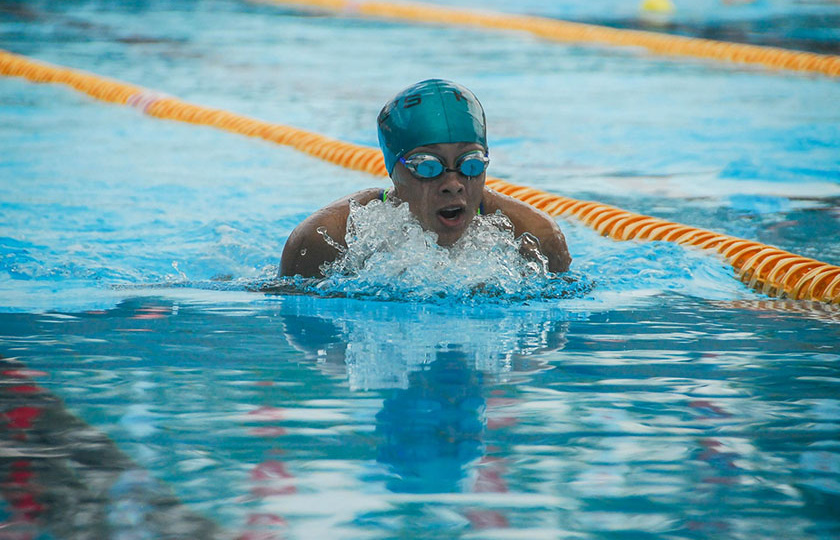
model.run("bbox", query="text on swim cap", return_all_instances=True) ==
[400,89,468,109]
[404,94,421,108]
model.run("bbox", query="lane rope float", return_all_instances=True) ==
[261,0,840,78]
[2,48,838,303]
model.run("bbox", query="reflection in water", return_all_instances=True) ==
[280,295,573,390]
[278,296,573,529]
[3,294,836,537]
[375,351,486,494]
[0,355,227,539]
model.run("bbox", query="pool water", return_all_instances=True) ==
[1,0,839,538]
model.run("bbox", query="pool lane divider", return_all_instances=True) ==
[262,0,840,78]
[2,48,838,303]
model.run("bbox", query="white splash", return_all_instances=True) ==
[314,198,569,302]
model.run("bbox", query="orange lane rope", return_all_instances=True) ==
[2,48,838,303]
[263,0,840,78]
[483,180,840,303]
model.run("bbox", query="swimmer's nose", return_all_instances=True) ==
[439,170,464,194]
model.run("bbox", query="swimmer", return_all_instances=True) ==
[280,79,571,277]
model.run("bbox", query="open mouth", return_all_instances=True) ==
[437,205,466,227]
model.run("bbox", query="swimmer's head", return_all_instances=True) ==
[377,79,487,176]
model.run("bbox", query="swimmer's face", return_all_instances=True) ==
[391,142,487,246]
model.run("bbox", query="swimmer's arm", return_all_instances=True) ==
[280,208,346,278]
[483,188,572,273]
[280,188,382,278]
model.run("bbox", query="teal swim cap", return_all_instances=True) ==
[377,79,487,175]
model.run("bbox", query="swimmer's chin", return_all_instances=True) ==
[434,228,468,247]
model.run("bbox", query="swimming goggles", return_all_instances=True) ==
[400,150,490,180]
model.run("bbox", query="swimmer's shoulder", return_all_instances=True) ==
[482,187,572,273]
[304,187,383,226]
[281,188,382,277]
[481,187,554,229]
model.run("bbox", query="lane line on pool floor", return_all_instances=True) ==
[2,48,838,303]
[260,0,840,78]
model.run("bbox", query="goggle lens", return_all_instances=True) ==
[401,151,489,180]
[414,159,445,178]
[459,156,487,177]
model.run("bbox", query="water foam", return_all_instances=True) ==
[268,199,590,303]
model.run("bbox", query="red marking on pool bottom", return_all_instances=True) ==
[236,532,285,540]
[464,509,509,530]
[4,462,45,520]
[486,398,518,407]
[250,461,296,498]
[4,385,43,395]
[4,406,43,429]
[251,461,293,481]
[689,399,732,418]
[250,486,297,497]
[487,416,518,430]
[247,513,288,526]
[2,370,48,379]
[247,407,285,421]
